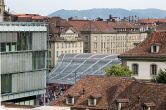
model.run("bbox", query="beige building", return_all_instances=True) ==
[83,32,147,54]
[49,17,83,69]
[69,21,147,54]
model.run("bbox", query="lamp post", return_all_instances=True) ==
[74,72,76,84]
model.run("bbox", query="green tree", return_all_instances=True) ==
[105,65,132,77]
[151,69,166,83]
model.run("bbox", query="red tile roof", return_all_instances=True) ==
[138,19,166,24]
[50,76,130,109]
[51,76,166,110]
[48,17,79,41]
[69,21,139,33]
[110,79,166,110]
[11,14,49,22]
[119,31,166,58]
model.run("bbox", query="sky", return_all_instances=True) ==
[5,0,166,16]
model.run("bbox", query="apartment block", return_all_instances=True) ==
[69,21,147,54]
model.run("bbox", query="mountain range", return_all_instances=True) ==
[48,8,166,20]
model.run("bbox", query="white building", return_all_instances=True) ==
[118,31,166,81]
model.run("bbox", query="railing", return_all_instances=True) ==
[0,22,48,27]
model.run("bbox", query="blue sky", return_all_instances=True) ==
[6,0,166,16]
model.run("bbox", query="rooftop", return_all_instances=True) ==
[50,76,166,110]
[119,31,166,58]
[50,76,131,109]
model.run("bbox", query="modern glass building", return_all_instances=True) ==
[48,53,121,91]
[0,22,48,105]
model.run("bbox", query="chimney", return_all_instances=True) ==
[109,14,112,19]
[135,15,137,21]
[132,16,134,22]
[129,16,131,22]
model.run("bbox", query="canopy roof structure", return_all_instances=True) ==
[48,53,121,85]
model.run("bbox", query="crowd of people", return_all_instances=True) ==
[39,90,65,105]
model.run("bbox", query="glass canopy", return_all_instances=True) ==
[48,53,121,85]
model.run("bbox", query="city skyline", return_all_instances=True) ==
[6,0,166,16]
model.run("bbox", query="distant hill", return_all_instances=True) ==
[48,8,166,20]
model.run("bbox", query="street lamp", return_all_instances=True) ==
[74,72,76,84]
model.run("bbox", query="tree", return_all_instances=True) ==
[151,69,166,83]
[105,65,132,77]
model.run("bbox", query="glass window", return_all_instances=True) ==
[94,43,97,48]
[33,51,46,70]
[49,51,51,58]
[88,99,94,105]
[1,43,6,52]
[6,43,11,52]
[1,74,12,94]
[85,36,88,40]
[67,97,72,104]
[151,64,157,75]
[11,43,16,51]
[85,43,88,48]
[94,36,97,41]
[133,64,138,75]
[153,45,156,53]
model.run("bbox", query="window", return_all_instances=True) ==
[57,51,58,57]
[85,36,88,40]
[32,51,46,69]
[85,43,88,48]
[151,64,157,75]
[62,43,63,48]
[61,27,64,31]
[67,97,72,104]
[66,97,74,105]
[1,74,12,94]
[153,45,156,53]
[17,32,32,51]
[49,51,51,58]
[89,99,94,105]
[94,36,97,41]
[151,44,159,53]
[132,64,138,75]
[94,43,97,48]
[57,43,59,48]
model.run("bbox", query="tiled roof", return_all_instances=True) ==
[156,23,166,30]
[138,19,166,23]
[50,76,130,109]
[11,14,49,22]
[119,31,166,58]
[48,17,79,41]
[69,21,139,33]
[110,79,166,110]
[51,76,166,110]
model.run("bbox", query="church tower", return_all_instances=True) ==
[0,0,5,21]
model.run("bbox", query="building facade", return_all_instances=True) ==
[1,22,48,105]
[69,21,147,54]
[118,31,166,81]
[48,17,83,69]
